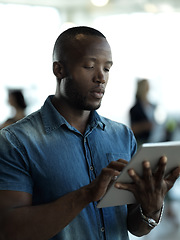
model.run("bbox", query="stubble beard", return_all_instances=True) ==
[64,77,102,111]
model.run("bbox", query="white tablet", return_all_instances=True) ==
[97,141,180,208]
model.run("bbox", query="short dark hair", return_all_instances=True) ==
[53,26,106,62]
[8,89,27,109]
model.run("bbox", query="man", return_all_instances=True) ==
[0,26,179,240]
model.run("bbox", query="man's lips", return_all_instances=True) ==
[90,87,105,99]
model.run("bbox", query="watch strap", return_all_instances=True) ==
[140,202,164,228]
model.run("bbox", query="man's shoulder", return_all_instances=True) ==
[1,96,53,135]
[100,115,127,127]
[0,109,42,137]
[100,115,132,133]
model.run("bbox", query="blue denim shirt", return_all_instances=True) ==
[0,95,137,240]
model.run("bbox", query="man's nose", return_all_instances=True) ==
[93,70,106,84]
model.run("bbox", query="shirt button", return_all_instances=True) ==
[90,166,94,171]
[101,227,105,232]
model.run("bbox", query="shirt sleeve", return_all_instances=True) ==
[130,128,137,157]
[0,128,33,194]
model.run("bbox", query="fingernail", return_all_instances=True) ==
[162,156,167,163]
[129,169,135,176]
[115,183,121,188]
[112,176,118,181]
[144,161,150,168]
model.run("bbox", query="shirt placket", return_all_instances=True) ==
[83,134,106,240]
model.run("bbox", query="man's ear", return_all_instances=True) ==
[53,62,65,79]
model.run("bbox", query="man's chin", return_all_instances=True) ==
[85,103,101,111]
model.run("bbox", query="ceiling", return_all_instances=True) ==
[0,0,180,15]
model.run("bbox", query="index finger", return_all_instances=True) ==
[117,159,128,164]
[107,159,128,172]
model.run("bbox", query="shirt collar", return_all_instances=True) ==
[40,95,105,134]
[88,110,105,131]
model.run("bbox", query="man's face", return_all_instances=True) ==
[59,35,113,111]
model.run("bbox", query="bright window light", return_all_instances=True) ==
[0,4,61,122]
[91,0,109,7]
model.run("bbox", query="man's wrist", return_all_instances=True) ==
[139,202,164,228]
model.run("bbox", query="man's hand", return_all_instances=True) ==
[85,159,128,202]
[115,156,180,215]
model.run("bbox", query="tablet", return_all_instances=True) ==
[97,141,180,208]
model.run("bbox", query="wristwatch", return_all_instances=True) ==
[140,202,164,228]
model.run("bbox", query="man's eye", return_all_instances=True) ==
[104,68,110,72]
[84,66,94,69]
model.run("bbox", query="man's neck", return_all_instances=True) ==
[52,97,91,134]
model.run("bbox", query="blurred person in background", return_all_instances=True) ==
[129,79,156,146]
[0,89,27,129]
